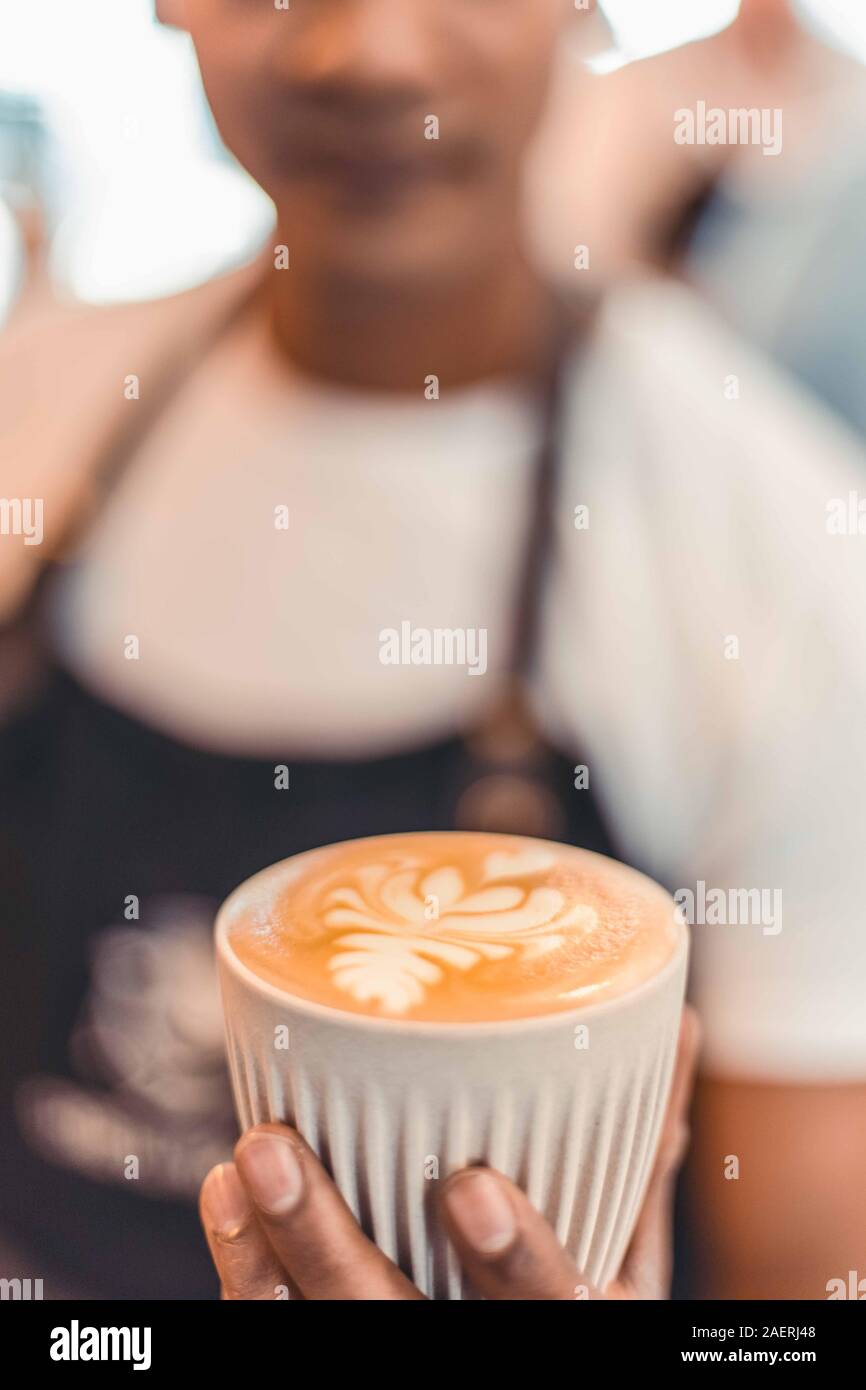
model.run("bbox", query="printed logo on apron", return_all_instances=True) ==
[16,897,235,1200]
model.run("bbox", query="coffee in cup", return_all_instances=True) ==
[216,832,688,1298]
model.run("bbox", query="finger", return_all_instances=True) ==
[440,1167,603,1300]
[234,1124,424,1300]
[618,1006,702,1298]
[200,1162,300,1300]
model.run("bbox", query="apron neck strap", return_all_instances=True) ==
[508,291,591,682]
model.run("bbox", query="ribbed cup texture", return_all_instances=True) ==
[219,952,686,1299]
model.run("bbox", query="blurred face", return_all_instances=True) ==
[183,0,567,289]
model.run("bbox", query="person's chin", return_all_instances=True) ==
[290,182,486,292]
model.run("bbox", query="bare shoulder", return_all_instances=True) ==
[0,257,263,416]
[0,259,262,620]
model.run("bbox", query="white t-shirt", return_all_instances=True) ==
[50,277,866,1085]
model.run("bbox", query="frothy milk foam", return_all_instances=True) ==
[225,833,679,1023]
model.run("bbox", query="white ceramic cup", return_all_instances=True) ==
[216,844,688,1300]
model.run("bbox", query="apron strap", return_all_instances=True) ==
[453,290,598,839]
[508,293,588,681]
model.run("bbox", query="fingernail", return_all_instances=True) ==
[204,1163,252,1239]
[444,1172,517,1255]
[237,1133,304,1216]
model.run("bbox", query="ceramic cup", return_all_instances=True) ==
[216,842,688,1299]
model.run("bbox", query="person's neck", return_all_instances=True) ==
[265,230,555,395]
[730,0,802,72]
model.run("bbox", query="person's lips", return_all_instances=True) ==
[269,118,484,194]
[293,146,442,194]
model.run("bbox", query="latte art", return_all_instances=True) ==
[225,834,680,1022]
[323,847,600,1013]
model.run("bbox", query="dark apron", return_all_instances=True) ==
[0,284,619,1299]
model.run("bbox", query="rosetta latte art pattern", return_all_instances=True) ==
[321,847,599,1014]
[225,834,681,1021]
